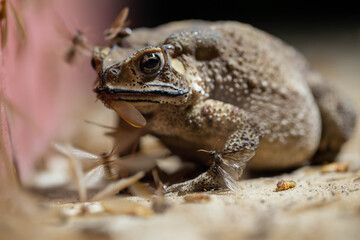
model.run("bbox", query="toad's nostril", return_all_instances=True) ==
[110,68,121,76]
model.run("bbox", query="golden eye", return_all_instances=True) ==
[140,53,162,74]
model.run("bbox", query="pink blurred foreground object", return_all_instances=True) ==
[0,0,124,178]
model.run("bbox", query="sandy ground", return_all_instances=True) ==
[65,169,360,240]
[4,28,360,240]
[41,163,358,240]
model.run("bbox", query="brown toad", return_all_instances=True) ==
[93,20,356,193]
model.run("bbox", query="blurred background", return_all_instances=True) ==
[1,0,359,179]
[129,0,360,29]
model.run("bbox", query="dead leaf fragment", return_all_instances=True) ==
[91,171,145,201]
[353,176,360,182]
[101,198,153,217]
[275,179,296,192]
[104,7,132,44]
[184,194,211,203]
[321,163,349,173]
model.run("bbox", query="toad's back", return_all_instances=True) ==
[186,22,322,169]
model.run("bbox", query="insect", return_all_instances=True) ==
[54,13,92,64]
[0,93,40,187]
[198,147,253,192]
[104,7,132,45]
[275,179,296,192]
[64,29,92,64]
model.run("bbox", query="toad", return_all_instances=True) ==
[93,20,356,193]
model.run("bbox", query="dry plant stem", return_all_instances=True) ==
[0,95,40,186]
[152,168,162,187]
[0,94,40,132]
[8,1,26,42]
[0,0,26,49]
[0,106,19,188]
[0,136,18,187]
[64,144,87,202]
[152,168,166,193]
[0,0,8,49]
[91,171,145,201]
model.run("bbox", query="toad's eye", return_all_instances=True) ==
[139,53,162,74]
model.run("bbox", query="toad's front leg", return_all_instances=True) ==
[164,99,262,194]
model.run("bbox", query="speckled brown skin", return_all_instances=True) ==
[94,21,356,193]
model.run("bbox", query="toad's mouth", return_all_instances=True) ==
[94,87,189,103]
